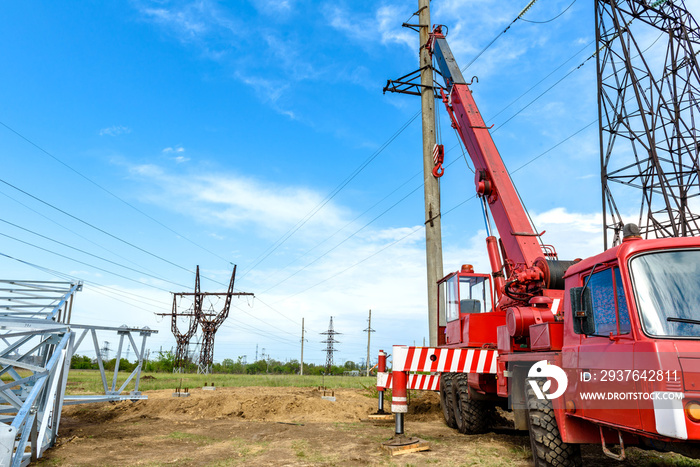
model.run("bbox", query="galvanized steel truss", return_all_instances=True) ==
[597,0,700,247]
[0,281,155,466]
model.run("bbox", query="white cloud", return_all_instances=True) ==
[137,0,239,42]
[128,164,347,237]
[162,146,185,153]
[234,72,298,120]
[532,207,603,260]
[324,4,413,52]
[162,146,190,163]
[62,201,615,364]
[99,125,131,137]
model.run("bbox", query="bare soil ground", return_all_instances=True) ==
[37,386,699,466]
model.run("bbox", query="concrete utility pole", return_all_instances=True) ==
[419,0,444,346]
[364,310,375,377]
[300,318,305,376]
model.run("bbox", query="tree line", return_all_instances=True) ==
[70,351,367,375]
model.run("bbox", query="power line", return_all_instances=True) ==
[0,188,166,277]
[0,219,191,289]
[260,167,424,288]
[460,0,541,72]
[0,234,173,292]
[0,120,233,266]
[268,117,599,305]
[259,183,423,295]
[0,177,230,288]
[0,252,169,313]
[487,38,595,123]
[520,0,578,23]
[238,112,421,280]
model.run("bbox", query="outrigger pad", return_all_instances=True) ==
[381,436,430,456]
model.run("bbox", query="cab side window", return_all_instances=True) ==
[445,276,459,322]
[588,267,631,335]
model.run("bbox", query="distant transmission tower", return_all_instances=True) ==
[597,0,700,247]
[196,265,253,373]
[320,316,341,373]
[101,341,111,361]
[156,269,201,372]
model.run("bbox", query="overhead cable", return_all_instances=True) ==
[0,120,233,266]
[238,112,421,279]
[520,0,577,23]
[0,219,192,290]
[0,178,230,288]
[461,0,541,72]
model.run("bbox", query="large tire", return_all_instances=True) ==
[440,373,457,428]
[526,379,582,467]
[451,373,495,434]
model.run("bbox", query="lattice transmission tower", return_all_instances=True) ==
[320,316,341,373]
[156,268,202,371]
[157,265,253,373]
[597,0,700,247]
[196,265,254,373]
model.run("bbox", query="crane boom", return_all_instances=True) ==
[428,26,574,304]
[430,28,544,269]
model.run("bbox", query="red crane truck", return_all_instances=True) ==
[377,25,700,466]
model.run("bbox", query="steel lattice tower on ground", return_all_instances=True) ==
[597,0,700,247]
[320,316,341,373]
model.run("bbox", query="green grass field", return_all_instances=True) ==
[65,370,377,394]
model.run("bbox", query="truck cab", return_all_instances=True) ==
[560,236,700,447]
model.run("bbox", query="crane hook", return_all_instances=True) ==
[432,143,445,178]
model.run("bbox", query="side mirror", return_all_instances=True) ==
[570,286,595,335]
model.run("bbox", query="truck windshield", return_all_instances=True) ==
[630,249,700,338]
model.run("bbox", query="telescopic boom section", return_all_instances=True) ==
[430,28,544,268]
[428,26,570,303]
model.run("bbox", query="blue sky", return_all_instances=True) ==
[1,0,694,365]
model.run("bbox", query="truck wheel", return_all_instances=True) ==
[440,372,457,428]
[526,379,581,467]
[451,373,494,434]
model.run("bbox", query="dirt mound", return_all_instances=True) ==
[407,391,442,422]
[63,386,440,424]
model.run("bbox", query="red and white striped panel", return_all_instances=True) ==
[376,372,440,391]
[377,371,391,390]
[408,373,440,391]
[392,346,498,374]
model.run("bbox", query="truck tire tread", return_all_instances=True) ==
[526,379,581,467]
[452,373,495,434]
[440,372,458,428]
